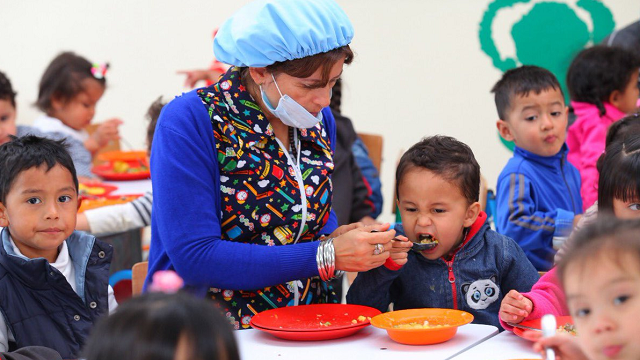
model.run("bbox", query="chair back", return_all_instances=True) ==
[131,261,149,296]
[357,133,383,172]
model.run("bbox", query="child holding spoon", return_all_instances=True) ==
[347,136,539,327]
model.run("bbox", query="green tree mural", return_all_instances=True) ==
[479,0,615,150]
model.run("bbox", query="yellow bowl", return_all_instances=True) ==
[370,308,474,345]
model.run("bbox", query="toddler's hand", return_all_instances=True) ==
[89,118,123,150]
[533,333,588,360]
[389,236,412,266]
[499,289,533,324]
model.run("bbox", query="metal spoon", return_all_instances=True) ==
[411,234,438,252]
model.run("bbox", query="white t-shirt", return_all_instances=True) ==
[0,238,117,352]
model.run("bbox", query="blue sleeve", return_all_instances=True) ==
[352,137,383,218]
[346,265,401,312]
[495,173,575,271]
[148,92,320,290]
[320,107,338,235]
[499,236,539,295]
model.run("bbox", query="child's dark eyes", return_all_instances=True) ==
[27,197,42,205]
[574,307,590,318]
[0,115,8,122]
[433,208,446,214]
[613,295,630,306]
[58,195,72,203]
[524,115,537,121]
[551,111,562,117]
[404,207,417,213]
[629,203,640,211]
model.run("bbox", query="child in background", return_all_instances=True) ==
[493,65,583,271]
[566,45,640,210]
[347,136,538,327]
[499,116,640,330]
[0,136,117,359]
[533,217,640,360]
[82,292,239,360]
[0,71,68,146]
[33,52,122,179]
[75,97,163,235]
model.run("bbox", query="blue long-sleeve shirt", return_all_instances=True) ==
[495,145,582,271]
[146,88,338,293]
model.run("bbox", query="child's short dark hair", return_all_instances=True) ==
[566,45,640,116]
[83,292,240,360]
[396,135,480,204]
[0,71,16,107]
[0,135,78,203]
[557,216,640,286]
[145,97,165,154]
[491,65,563,120]
[597,134,640,214]
[36,52,107,114]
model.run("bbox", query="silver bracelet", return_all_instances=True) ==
[316,238,344,281]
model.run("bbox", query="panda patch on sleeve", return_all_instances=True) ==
[461,276,499,310]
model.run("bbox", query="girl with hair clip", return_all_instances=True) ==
[533,217,640,360]
[566,45,640,210]
[82,291,239,360]
[32,52,122,179]
[499,113,640,331]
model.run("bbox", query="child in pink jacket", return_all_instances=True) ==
[566,45,640,210]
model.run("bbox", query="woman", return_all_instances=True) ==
[147,0,409,329]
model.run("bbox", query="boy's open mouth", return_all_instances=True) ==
[418,234,438,245]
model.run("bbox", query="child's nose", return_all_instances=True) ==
[593,312,616,334]
[416,214,433,227]
[44,203,60,220]
[540,114,554,130]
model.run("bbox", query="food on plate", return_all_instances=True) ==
[393,320,447,329]
[78,195,141,213]
[79,183,106,196]
[557,323,577,335]
[113,160,149,174]
[351,315,371,324]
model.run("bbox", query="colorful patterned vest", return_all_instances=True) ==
[198,68,339,329]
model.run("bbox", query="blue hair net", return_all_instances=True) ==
[214,0,354,67]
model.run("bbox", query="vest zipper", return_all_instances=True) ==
[560,157,577,212]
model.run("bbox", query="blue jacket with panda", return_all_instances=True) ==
[346,212,539,328]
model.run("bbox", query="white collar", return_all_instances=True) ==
[9,236,68,265]
[33,114,89,142]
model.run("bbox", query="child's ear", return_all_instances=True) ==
[77,196,83,211]
[0,203,9,228]
[609,90,623,109]
[496,120,514,142]
[463,201,481,228]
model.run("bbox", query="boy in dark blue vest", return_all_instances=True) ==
[0,135,116,359]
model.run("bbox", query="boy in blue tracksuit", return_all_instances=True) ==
[492,66,583,271]
[347,136,538,328]
[0,136,116,359]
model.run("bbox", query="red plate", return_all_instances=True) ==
[92,159,150,181]
[513,315,574,341]
[97,150,148,162]
[250,304,381,332]
[250,322,370,341]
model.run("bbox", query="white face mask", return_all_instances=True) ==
[260,74,323,129]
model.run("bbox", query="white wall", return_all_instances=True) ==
[1,0,638,222]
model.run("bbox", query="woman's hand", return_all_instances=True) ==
[327,222,365,238]
[532,333,588,360]
[389,236,412,266]
[499,290,533,324]
[333,223,395,272]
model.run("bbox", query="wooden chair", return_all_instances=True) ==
[356,133,383,173]
[86,123,120,166]
[131,261,148,296]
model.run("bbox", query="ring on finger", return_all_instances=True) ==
[373,243,384,255]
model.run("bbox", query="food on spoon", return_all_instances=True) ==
[418,234,438,245]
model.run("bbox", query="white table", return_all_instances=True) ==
[449,331,540,360]
[236,324,498,360]
[104,179,152,196]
